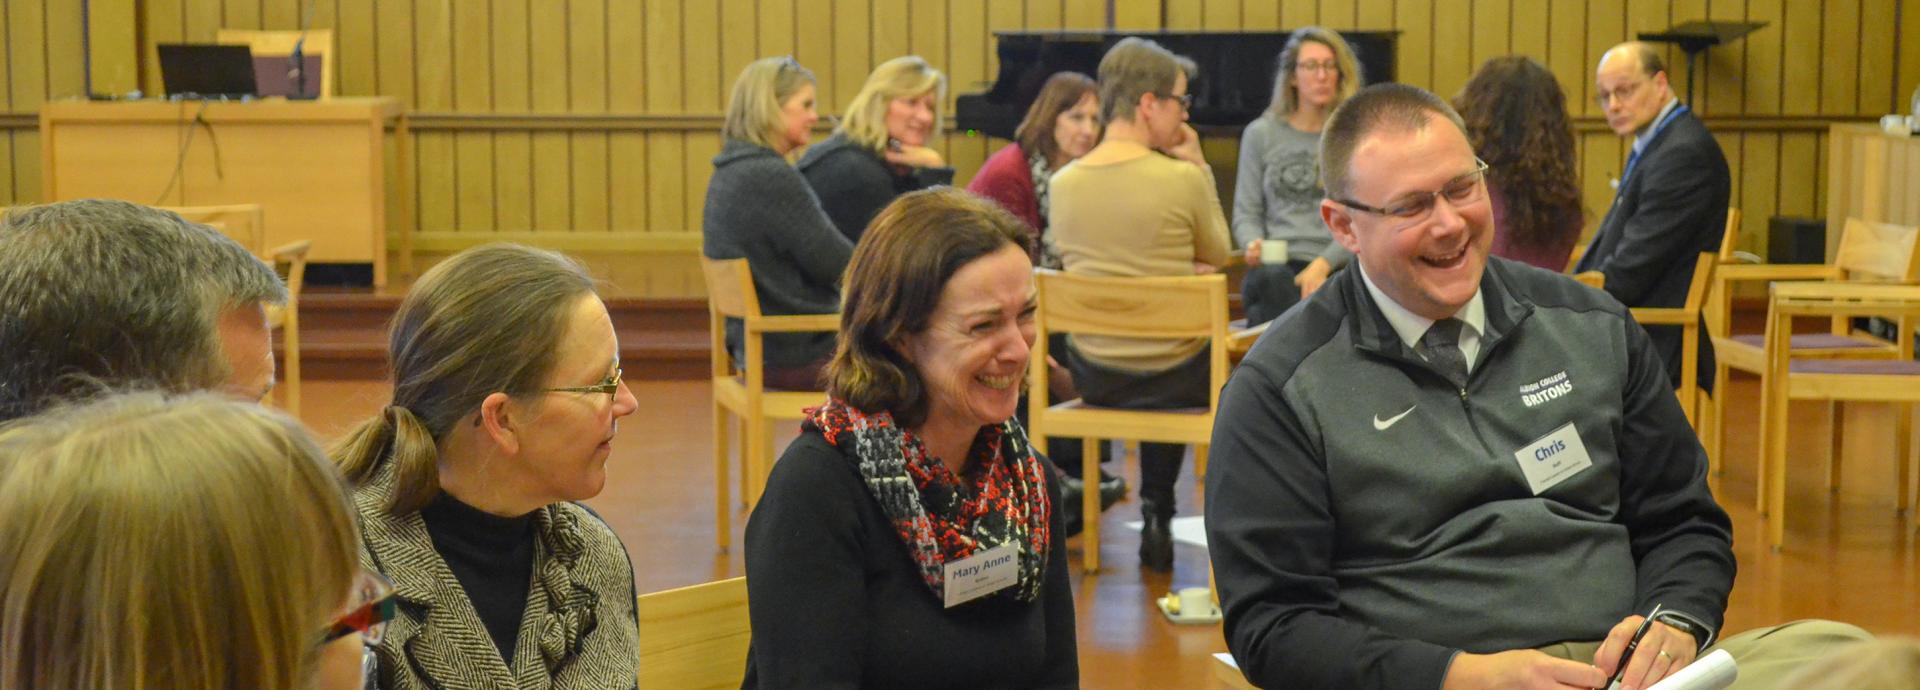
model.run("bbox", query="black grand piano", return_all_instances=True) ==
[956,30,1399,139]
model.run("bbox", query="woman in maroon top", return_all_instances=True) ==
[966,72,1100,270]
[1455,56,1586,272]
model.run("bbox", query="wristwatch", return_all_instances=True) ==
[1653,611,1706,650]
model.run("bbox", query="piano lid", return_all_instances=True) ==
[956,30,1400,141]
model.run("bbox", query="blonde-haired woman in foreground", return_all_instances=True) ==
[0,391,374,690]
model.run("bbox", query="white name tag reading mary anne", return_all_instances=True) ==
[942,542,1020,608]
[1512,422,1595,495]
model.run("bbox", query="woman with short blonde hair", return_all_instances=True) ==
[0,392,369,690]
[799,56,955,243]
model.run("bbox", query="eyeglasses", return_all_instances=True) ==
[1296,60,1339,75]
[323,570,397,645]
[1594,79,1647,108]
[542,367,624,402]
[1155,91,1193,110]
[1331,159,1490,223]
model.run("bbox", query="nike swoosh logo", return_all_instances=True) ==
[1373,406,1416,431]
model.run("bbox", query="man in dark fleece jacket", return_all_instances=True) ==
[1205,84,1868,690]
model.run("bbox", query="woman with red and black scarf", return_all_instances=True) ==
[740,188,1077,689]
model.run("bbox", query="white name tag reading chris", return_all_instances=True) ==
[942,542,1020,608]
[1512,421,1594,495]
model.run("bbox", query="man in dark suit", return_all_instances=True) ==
[1576,41,1729,391]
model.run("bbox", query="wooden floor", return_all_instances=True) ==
[292,373,1920,689]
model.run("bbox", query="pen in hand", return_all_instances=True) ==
[1602,603,1664,690]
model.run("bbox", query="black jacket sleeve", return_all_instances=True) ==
[1614,317,1736,642]
[802,149,905,244]
[758,162,854,288]
[1036,454,1081,689]
[1205,363,1457,690]
[743,444,869,689]
[1594,138,1727,307]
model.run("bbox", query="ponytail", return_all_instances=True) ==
[329,405,445,515]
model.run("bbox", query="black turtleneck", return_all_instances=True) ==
[420,492,538,665]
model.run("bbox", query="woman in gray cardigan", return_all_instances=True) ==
[798,56,954,245]
[703,56,854,390]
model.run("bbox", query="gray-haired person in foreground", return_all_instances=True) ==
[0,199,286,421]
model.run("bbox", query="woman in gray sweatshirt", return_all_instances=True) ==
[702,56,853,390]
[1232,27,1363,326]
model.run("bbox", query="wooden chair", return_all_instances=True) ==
[1028,270,1230,571]
[166,204,308,417]
[699,257,837,550]
[638,577,751,690]
[1565,253,1718,427]
[1758,282,1920,548]
[1707,218,1920,508]
[215,29,336,98]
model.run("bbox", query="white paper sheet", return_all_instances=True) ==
[1646,649,1738,690]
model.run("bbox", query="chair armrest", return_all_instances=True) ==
[755,313,841,333]
[1630,307,1692,326]
[1716,263,1834,284]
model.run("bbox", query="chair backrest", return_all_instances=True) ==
[1716,208,1742,263]
[164,204,266,255]
[215,29,336,98]
[1030,270,1231,413]
[1834,217,1920,283]
[1680,251,1717,314]
[638,577,751,690]
[268,240,311,299]
[700,257,761,321]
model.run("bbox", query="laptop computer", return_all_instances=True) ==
[157,44,259,99]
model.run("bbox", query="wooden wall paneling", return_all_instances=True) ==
[491,0,534,232]
[759,0,797,63]
[1469,0,1512,81]
[413,0,456,232]
[1624,0,1670,99]
[1548,0,1588,118]
[1904,0,1920,109]
[986,0,1022,82]
[45,0,83,102]
[947,1,989,186]
[1317,0,1356,29]
[1668,0,1706,107]
[1430,1,1472,99]
[793,0,833,110]
[1819,0,1860,116]
[1814,136,1827,220]
[1715,130,1742,214]
[1700,0,1744,117]
[642,0,681,113]
[718,1,753,113]
[1,134,15,206]
[644,0,685,235]
[374,0,415,106]
[871,0,909,81]
[909,0,948,98]
[10,130,36,205]
[1165,0,1202,30]
[452,0,495,233]
[1394,0,1433,90]
[1740,133,1780,255]
[9,0,46,112]
[572,0,612,234]
[646,131,687,234]
[1778,0,1821,116]
[1075,0,1121,30]
[141,0,182,94]
[1743,0,1782,115]
[1027,0,1064,29]
[1509,0,1548,64]
[1579,132,1622,241]
[263,0,303,31]
[683,1,724,235]
[183,0,219,42]
[1280,0,1317,27]
[337,0,376,95]
[86,0,138,96]
[607,0,648,237]
[1242,0,1279,31]
[1858,0,1896,115]
[1354,0,1392,29]
[531,0,573,233]
[218,0,257,33]
[830,0,872,120]
[1203,0,1239,30]
[683,132,721,233]
[1776,133,1820,219]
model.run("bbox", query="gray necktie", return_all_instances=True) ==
[1421,318,1469,388]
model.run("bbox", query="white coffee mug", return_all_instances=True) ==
[1177,586,1214,616]
[1257,239,1289,264]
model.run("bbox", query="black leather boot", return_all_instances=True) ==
[1096,470,1128,511]
[1058,469,1086,537]
[1139,501,1174,571]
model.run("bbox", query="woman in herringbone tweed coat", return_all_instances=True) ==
[332,244,642,690]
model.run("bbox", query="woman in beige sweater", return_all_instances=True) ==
[1046,37,1231,571]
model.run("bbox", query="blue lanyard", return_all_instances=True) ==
[1622,104,1688,184]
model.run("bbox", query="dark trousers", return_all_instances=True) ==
[1017,334,1109,475]
[1065,344,1211,514]
[1242,259,1311,327]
